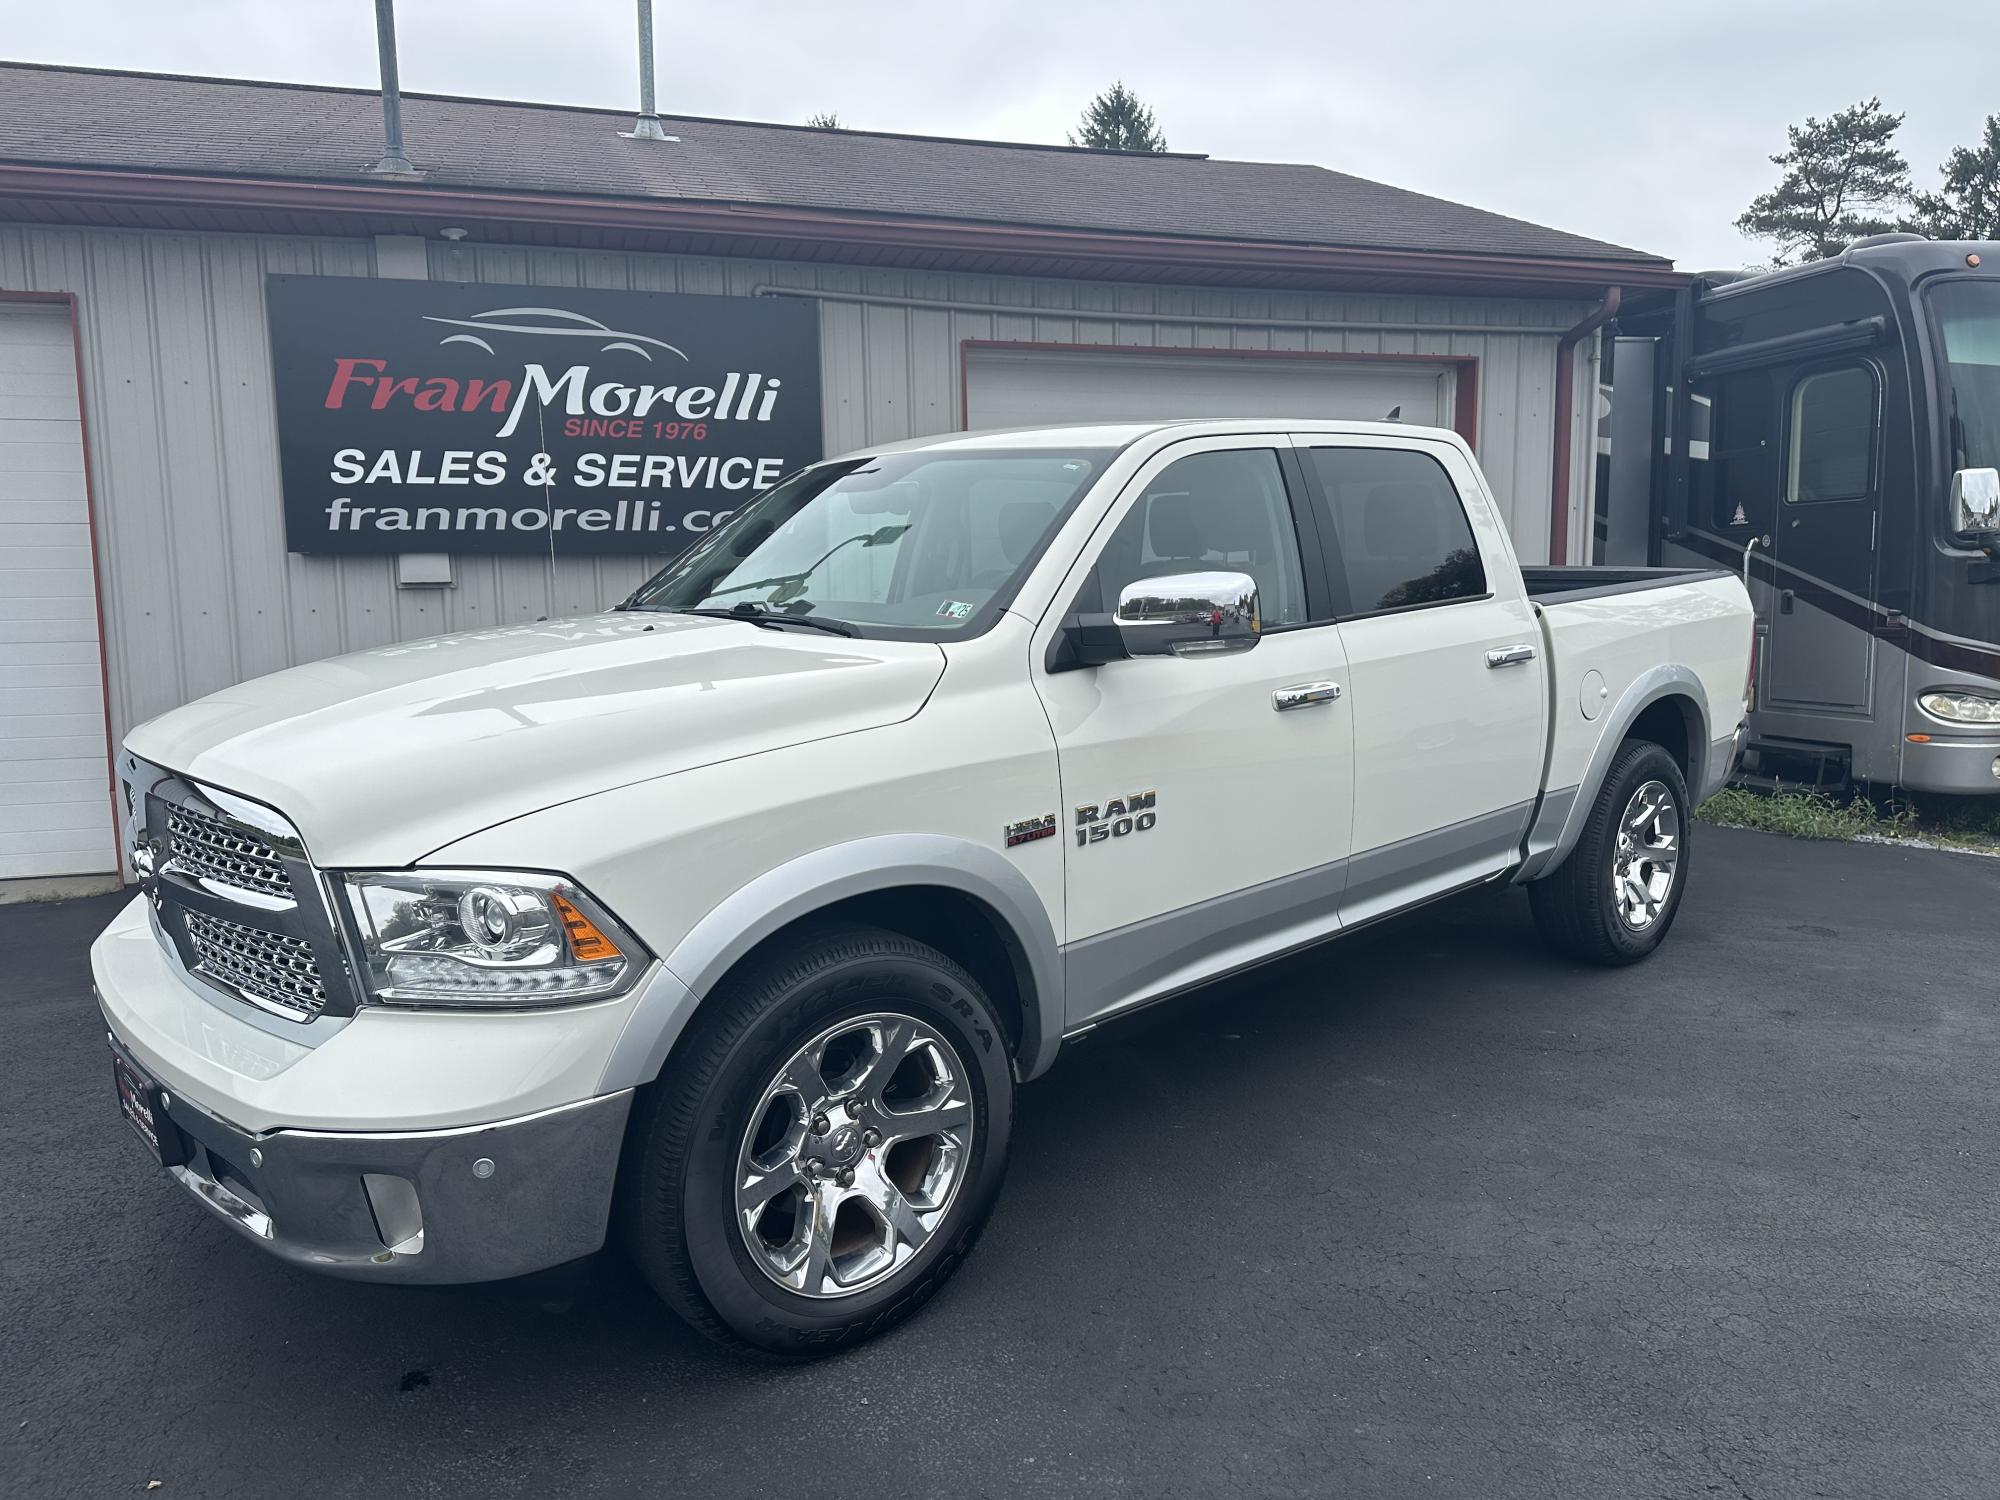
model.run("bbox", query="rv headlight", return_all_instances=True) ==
[1917,690,2000,726]
[340,870,648,1007]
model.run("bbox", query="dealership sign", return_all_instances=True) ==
[265,274,822,555]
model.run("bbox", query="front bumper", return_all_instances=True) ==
[1900,734,2000,795]
[111,1025,632,1283]
[92,893,646,1284]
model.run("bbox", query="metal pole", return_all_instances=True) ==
[628,0,671,140]
[369,0,417,174]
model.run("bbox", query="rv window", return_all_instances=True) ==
[1787,366,1876,504]
[1702,370,1778,532]
[1931,280,2000,475]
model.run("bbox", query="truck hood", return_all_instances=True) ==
[126,612,945,867]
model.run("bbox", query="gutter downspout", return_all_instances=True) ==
[1548,286,1621,565]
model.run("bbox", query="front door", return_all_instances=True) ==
[1033,438,1355,1028]
[1765,362,1881,712]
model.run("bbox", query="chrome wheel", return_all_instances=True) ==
[735,1012,974,1299]
[1611,779,1680,930]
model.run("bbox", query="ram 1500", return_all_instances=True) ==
[93,419,1754,1353]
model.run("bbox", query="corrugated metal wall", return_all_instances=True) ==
[0,221,1594,753]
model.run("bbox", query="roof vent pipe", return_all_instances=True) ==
[622,0,679,142]
[366,0,419,176]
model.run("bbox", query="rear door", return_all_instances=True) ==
[1294,436,1546,924]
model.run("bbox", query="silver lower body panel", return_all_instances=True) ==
[150,1083,633,1284]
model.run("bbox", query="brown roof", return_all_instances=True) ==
[0,62,1678,293]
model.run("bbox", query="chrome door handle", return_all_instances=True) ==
[1486,644,1536,668]
[1273,680,1342,711]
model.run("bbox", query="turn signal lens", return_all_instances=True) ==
[1917,691,2000,725]
[552,892,620,962]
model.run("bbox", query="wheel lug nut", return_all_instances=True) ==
[862,1129,881,1148]
[811,1114,830,1135]
[837,1167,855,1187]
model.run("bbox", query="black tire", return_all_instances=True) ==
[1529,738,1692,967]
[622,922,1013,1357]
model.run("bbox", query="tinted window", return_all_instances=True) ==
[1932,279,2000,473]
[1700,370,1779,531]
[1091,449,1309,627]
[1305,447,1486,613]
[1787,366,1875,503]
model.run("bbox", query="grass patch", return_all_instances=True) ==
[1697,786,2000,853]
[1912,792,2000,842]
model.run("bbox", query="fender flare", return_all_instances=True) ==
[1514,665,1712,884]
[595,834,1066,1092]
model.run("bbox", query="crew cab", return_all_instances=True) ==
[92,420,1754,1354]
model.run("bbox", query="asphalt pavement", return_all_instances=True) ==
[6,826,2000,1499]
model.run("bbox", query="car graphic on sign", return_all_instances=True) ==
[420,306,689,362]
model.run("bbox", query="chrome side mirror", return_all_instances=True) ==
[1952,467,2000,536]
[1115,571,1261,658]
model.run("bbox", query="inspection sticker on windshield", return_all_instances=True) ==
[936,600,974,619]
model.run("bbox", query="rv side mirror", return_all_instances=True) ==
[1115,571,1261,658]
[1952,467,2000,536]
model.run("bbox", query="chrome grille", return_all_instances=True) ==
[166,804,292,899]
[183,909,327,1019]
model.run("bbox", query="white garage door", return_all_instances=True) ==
[0,302,115,882]
[965,347,1455,431]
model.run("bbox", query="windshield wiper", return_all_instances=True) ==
[674,603,861,637]
[710,523,911,603]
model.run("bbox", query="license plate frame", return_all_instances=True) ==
[109,1043,190,1169]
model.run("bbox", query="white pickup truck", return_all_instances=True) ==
[93,419,1752,1354]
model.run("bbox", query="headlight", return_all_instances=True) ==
[340,870,649,1007]
[1917,691,2000,726]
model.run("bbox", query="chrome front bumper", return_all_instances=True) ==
[121,1049,633,1284]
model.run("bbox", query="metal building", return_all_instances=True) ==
[0,62,1684,894]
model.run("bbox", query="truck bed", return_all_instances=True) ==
[1520,565,1732,606]
[1526,566,1754,840]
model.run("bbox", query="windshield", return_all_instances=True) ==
[623,448,1111,636]
[1933,280,2000,474]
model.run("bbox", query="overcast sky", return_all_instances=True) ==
[9,1,1996,270]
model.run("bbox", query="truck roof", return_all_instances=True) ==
[851,417,1464,458]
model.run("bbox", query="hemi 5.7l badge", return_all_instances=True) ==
[1004,813,1057,848]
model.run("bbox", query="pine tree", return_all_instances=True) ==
[1069,83,1167,153]
[1910,116,2000,241]
[1735,99,1912,266]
